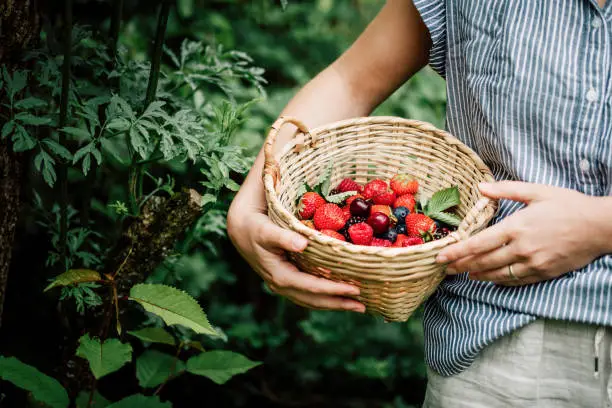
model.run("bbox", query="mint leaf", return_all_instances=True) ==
[316,160,334,196]
[325,190,357,204]
[425,186,460,215]
[428,211,462,227]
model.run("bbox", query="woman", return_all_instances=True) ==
[227,1,612,406]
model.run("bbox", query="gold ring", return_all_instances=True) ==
[508,264,519,280]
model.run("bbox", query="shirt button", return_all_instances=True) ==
[592,17,602,29]
[580,159,591,173]
[586,88,598,102]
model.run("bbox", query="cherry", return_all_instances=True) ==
[350,198,371,217]
[367,212,390,235]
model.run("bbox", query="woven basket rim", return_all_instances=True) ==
[263,116,496,255]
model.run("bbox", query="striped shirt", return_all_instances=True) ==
[412,0,612,376]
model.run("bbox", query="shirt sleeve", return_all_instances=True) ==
[412,0,447,77]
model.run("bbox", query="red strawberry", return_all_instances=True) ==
[404,213,436,237]
[370,204,391,217]
[301,220,315,229]
[313,203,346,231]
[298,192,326,219]
[392,234,410,247]
[362,179,388,200]
[372,189,396,206]
[390,174,419,195]
[348,223,374,246]
[393,194,416,212]
[345,194,364,210]
[405,237,424,246]
[335,178,363,193]
[371,237,392,247]
[341,205,352,222]
[320,229,346,241]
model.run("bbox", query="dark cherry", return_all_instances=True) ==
[350,198,371,217]
[367,212,390,235]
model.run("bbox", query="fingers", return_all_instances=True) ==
[468,262,528,283]
[478,181,555,203]
[282,288,366,313]
[446,243,516,275]
[256,215,308,253]
[259,254,360,297]
[436,222,512,264]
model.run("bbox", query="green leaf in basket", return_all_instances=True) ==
[325,190,357,204]
[316,159,334,196]
[425,186,460,215]
[428,211,462,227]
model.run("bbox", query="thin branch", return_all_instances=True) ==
[144,0,171,110]
[108,0,124,61]
[58,0,73,271]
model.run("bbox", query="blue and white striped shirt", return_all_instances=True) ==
[412,0,612,376]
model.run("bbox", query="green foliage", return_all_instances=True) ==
[186,351,261,385]
[129,284,219,337]
[76,334,133,379]
[0,356,69,408]
[106,394,172,408]
[75,390,110,408]
[422,186,462,226]
[136,350,185,388]
[128,327,176,346]
[44,268,102,292]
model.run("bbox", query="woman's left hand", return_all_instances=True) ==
[435,181,612,286]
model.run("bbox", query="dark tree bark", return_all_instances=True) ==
[0,0,40,328]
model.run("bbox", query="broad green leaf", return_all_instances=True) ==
[136,350,185,388]
[200,193,217,207]
[1,121,14,138]
[428,211,462,227]
[0,356,69,408]
[34,149,57,187]
[317,159,334,196]
[60,126,91,139]
[73,143,94,163]
[224,179,241,192]
[106,117,131,132]
[127,327,175,346]
[425,186,460,215]
[184,341,205,352]
[14,112,52,126]
[44,269,102,292]
[106,394,172,408]
[12,125,36,152]
[76,334,133,379]
[75,390,110,408]
[186,351,261,385]
[8,69,27,98]
[14,97,47,110]
[129,284,219,337]
[42,138,73,160]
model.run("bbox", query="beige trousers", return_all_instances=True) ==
[423,319,612,408]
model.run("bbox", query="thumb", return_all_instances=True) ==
[478,181,552,203]
[258,218,309,253]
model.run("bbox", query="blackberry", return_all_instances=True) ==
[329,189,340,196]
[339,226,351,241]
[345,215,366,228]
[433,227,452,240]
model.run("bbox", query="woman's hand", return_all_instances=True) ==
[227,196,365,313]
[435,181,612,286]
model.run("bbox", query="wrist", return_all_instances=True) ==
[588,196,612,254]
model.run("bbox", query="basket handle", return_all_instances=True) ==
[263,116,312,188]
[456,196,493,240]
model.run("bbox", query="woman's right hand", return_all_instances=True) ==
[227,197,366,313]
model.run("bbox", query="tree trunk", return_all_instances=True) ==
[0,0,40,328]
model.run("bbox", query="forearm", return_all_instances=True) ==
[591,196,612,254]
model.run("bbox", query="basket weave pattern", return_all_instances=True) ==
[263,116,497,322]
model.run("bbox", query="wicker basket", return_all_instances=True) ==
[262,116,497,322]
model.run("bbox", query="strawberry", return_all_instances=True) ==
[362,179,388,200]
[298,192,326,219]
[370,204,391,217]
[392,234,410,247]
[335,178,363,193]
[372,189,396,206]
[341,205,352,222]
[371,237,392,247]
[320,229,346,241]
[313,203,346,231]
[393,194,416,212]
[345,194,364,209]
[404,213,436,237]
[405,237,424,246]
[348,222,374,246]
[301,220,315,229]
[390,174,419,195]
